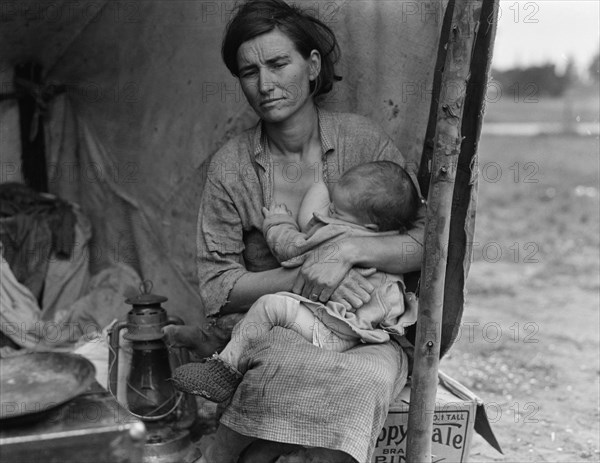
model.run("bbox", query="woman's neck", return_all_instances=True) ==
[264,103,319,159]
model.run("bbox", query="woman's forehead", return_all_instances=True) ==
[236,29,298,66]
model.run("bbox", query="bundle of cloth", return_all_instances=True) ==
[0,182,77,302]
[0,183,140,356]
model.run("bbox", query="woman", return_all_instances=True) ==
[168,0,424,461]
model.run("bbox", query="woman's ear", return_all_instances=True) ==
[308,50,321,81]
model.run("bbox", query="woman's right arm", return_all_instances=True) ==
[224,267,298,314]
[197,164,302,316]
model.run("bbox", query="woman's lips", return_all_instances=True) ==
[260,98,283,106]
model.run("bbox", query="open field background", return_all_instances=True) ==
[443,87,600,462]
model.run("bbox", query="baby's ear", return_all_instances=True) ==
[364,223,379,231]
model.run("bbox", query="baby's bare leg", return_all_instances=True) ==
[219,294,316,372]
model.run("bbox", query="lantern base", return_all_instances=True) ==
[143,425,198,463]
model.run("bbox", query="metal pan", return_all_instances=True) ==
[0,352,96,422]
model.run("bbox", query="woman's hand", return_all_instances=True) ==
[291,240,376,308]
[328,268,377,310]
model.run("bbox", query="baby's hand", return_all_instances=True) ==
[262,203,292,217]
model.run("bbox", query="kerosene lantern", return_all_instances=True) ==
[108,281,197,463]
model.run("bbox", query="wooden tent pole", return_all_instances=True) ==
[406,0,485,461]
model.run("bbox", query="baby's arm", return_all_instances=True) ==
[262,204,312,263]
[298,182,331,232]
[264,203,292,217]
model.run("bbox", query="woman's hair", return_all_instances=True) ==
[338,161,421,233]
[222,0,341,97]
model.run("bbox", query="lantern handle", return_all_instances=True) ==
[139,280,153,294]
[107,320,129,397]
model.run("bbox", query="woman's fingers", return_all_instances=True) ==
[292,272,321,300]
[299,252,351,293]
[329,269,375,309]
[292,273,306,296]
[310,286,326,302]
[348,269,375,295]
[302,283,323,301]
[329,287,362,310]
[293,246,374,305]
[318,286,334,303]
[341,284,371,305]
[292,274,323,302]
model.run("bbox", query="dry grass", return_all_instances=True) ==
[484,84,600,125]
[442,99,599,461]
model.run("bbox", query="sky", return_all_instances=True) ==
[491,0,600,74]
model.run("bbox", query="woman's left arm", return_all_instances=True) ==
[294,218,424,304]
[343,222,424,274]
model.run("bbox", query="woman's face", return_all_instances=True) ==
[236,28,320,124]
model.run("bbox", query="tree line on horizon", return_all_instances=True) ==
[491,52,599,98]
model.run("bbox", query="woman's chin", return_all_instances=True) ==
[258,107,290,123]
[259,105,310,125]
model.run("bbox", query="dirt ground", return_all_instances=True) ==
[442,131,600,462]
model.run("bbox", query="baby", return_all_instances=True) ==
[173,161,422,403]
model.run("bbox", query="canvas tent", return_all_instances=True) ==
[1,0,498,459]
[1,0,476,333]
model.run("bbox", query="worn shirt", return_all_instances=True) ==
[197,108,424,317]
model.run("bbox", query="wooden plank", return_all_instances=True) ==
[405,0,486,461]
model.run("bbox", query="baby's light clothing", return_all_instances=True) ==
[262,212,418,343]
[220,293,358,373]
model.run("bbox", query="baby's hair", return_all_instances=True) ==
[338,161,420,233]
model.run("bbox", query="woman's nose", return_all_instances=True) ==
[258,69,275,94]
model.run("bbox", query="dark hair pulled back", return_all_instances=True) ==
[222,0,341,97]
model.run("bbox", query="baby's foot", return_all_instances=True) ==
[172,355,243,403]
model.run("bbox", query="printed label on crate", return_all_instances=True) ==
[373,409,471,463]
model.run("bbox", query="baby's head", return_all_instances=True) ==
[329,161,420,233]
